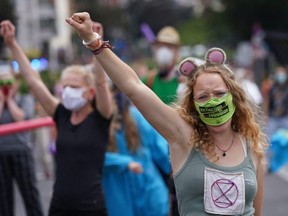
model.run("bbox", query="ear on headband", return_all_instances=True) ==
[178,57,200,77]
[178,47,227,77]
[205,47,226,64]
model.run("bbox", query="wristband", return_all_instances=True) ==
[91,41,112,55]
[82,32,101,46]
[87,39,102,51]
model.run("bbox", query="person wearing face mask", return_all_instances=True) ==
[66,12,268,215]
[266,66,288,138]
[265,66,288,173]
[0,62,44,216]
[1,20,113,216]
[142,26,181,105]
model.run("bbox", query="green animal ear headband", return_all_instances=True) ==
[178,47,233,78]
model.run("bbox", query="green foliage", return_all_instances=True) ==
[18,77,29,94]
[216,0,288,39]
[0,0,15,24]
[18,70,60,94]
[71,0,129,58]
[70,0,288,62]
[40,70,60,92]
[177,0,288,48]
[72,0,129,33]
[176,16,233,49]
[176,18,209,46]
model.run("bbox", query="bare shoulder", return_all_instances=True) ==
[250,148,263,173]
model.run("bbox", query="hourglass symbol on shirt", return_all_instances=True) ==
[211,179,239,208]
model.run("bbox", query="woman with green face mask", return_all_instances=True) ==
[67,12,268,216]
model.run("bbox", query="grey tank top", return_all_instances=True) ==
[173,136,257,216]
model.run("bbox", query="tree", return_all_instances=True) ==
[218,0,288,65]
[208,0,288,42]
[128,0,192,38]
[72,0,129,39]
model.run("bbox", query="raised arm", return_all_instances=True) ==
[66,12,188,142]
[5,81,25,121]
[0,20,59,116]
[92,58,113,118]
[91,22,113,119]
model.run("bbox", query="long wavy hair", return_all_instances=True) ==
[108,92,140,153]
[175,63,268,164]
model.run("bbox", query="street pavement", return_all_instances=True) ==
[13,144,288,216]
[263,169,288,216]
[15,179,53,216]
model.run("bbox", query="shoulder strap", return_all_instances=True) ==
[146,72,156,89]
[238,134,247,157]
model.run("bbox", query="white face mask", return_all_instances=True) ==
[62,86,87,111]
[155,46,174,67]
[275,72,287,84]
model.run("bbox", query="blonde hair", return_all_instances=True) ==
[61,65,95,87]
[175,63,268,164]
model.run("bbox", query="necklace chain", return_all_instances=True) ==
[215,132,234,157]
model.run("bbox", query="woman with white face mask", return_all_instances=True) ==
[1,20,113,216]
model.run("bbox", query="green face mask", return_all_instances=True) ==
[0,79,14,87]
[194,93,235,126]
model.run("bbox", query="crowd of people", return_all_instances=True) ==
[0,10,287,216]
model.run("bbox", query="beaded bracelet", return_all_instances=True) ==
[86,39,102,51]
[91,41,112,55]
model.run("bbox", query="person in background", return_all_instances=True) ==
[130,57,150,79]
[235,67,263,106]
[48,81,63,176]
[34,101,54,179]
[141,25,182,216]
[266,66,288,138]
[103,89,170,216]
[142,25,181,105]
[0,62,44,216]
[265,66,288,173]
[1,20,113,216]
[261,73,274,116]
[66,12,268,215]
